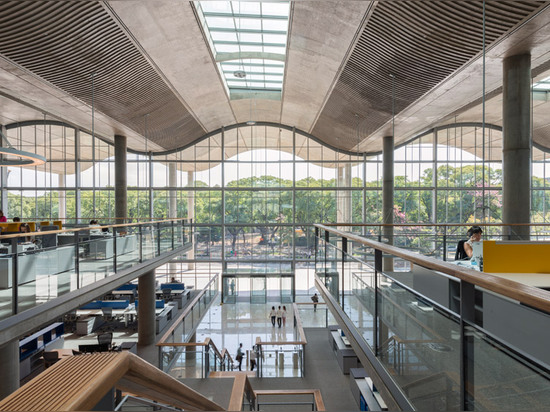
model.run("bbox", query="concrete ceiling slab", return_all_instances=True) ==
[282,1,372,133]
[107,1,237,134]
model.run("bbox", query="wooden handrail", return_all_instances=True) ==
[321,222,550,228]
[0,218,190,240]
[157,274,219,344]
[0,352,224,411]
[210,372,256,411]
[316,224,550,313]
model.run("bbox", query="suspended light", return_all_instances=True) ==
[0,129,46,166]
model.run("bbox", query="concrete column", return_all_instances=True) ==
[75,129,81,223]
[58,174,66,221]
[115,135,127,224]
[187,171,195,269]
[0,125,8,213]
[382,135,394,271]
[138,269,156,345]
[169,163,177,219]
[169,164,178,277]
[0,339,19,399]
[503,54,531,240]
[337,164,352,224]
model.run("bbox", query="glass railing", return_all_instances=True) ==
[315,224,550,411]
[157,274,224,378]
[0,218,192,321]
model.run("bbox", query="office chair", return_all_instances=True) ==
[162,288,173,302]
[43,351,60,368]
[455,240,469,260]
[72,349,82,356]
[97,332,113,350]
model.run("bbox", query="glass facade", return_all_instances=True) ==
[3,119,550,295]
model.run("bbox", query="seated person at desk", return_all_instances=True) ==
[170,277,181,283]
[464,226,483,259]
[0,210,6,223]
[12,217,20,222]
[19,223,34,243]
[89,219,102,235]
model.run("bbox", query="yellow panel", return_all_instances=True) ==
[53,220,62,230]
[40,221,50,227]
[484,240,550,273]
[28,222,36,232]
[5,223,19,232]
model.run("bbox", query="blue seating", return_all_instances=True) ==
[80,300,129,310]
[135,299,164,309]
[160,283,185,290]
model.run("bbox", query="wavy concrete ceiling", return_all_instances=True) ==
[0,1,550,156]
[0,1,205,150]
[311,1,547,152]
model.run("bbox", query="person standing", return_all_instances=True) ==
[311,293,319,311]
[276,306,282,328]
[250,346,257,371]
[282,306,287,327]
[269,306,276,327]
[236,343,244,371]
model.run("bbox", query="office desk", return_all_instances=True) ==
[487,272,550,288]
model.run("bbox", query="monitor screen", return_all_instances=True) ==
[472,241,483,261]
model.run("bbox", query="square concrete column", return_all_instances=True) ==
[383,135,394,271]
[115,134,127,224]
[0,339,19,399]
[502,54,531,240]
[138,269,156,345]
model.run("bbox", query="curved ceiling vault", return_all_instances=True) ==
[311,1,547,153]
[0,1,205,150]
[0,1,549,155]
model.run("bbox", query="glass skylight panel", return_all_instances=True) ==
[196,1,289,96]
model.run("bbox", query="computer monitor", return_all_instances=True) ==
[472,241,483,261]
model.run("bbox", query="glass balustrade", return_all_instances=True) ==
[315,225,550,411]
[0,219,192,321]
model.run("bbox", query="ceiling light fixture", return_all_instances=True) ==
[0,129,46,166]
[234,70,246,78]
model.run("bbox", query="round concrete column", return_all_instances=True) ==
[383,135,394,271]
[0,339,19,399]
[138,269,156,345]
[503,54,531,240]
[115,134,127,224]
[169,163,177,219]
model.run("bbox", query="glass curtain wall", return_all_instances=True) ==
[7,119,550,294]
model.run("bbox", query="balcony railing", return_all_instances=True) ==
[315,223,550,411]
[0,218,192,322]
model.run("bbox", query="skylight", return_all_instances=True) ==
[195,1,290,99]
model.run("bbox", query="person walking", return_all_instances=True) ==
[311,293,319,311]
[250,346,257,371]
[269,306,277,327]
[282,305,287,327]
[236,343,244,371]
[276,306,282,328]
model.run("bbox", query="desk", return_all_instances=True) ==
[487,272,550,288]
